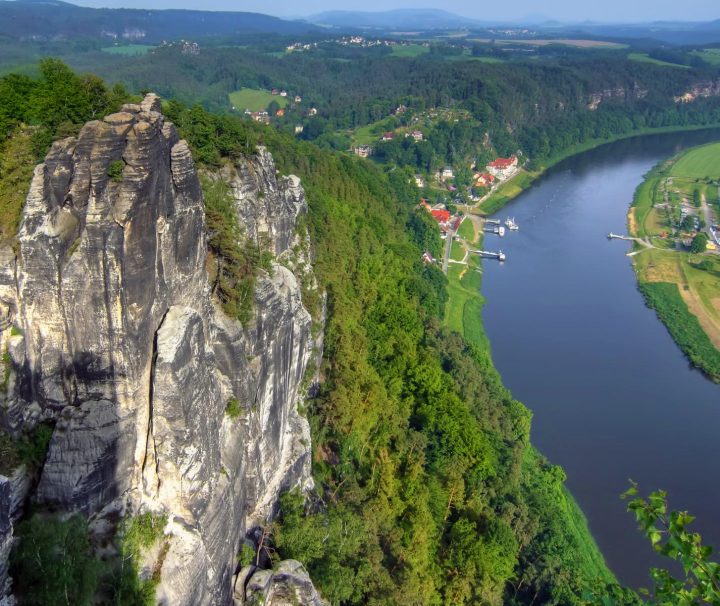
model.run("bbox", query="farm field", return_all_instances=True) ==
[627,52,688,68]
[228,88,288,112]
[101,45,155,56]
[692,48,720,66]
[670,142,720,179]
[470,38,626,49]
[391,44,429,57]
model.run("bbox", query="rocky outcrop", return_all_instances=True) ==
[236,561,328,606]
[674,79,720,103]
[0,95,320,605]
[0,478,12,606]
[587,83,648,110]
[0,467,31,606]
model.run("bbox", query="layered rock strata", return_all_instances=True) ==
[0,94,319,605]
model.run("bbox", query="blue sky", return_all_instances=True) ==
[70,0,718,23]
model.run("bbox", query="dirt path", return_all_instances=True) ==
[679,287,720,350]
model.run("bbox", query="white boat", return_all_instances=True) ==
[498,226,506,237]
[505,217,519,230]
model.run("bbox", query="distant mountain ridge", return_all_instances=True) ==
[308,8,488,30]
[0,0,318,42]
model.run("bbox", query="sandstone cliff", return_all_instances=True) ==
[0,94,321,605]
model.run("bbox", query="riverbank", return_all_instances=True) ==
[443,216,491,350]
[628,142,720,382]
[480,123,720,215]
[443,204,615,592]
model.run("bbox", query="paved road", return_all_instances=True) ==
[441,228,454,274]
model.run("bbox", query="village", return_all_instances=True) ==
[286,36,431,53]
[416,153,522,273]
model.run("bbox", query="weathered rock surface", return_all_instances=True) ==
[674,78,720,103]
[238,561,328,606]
[0,478,12,605]
[0,94,319,605]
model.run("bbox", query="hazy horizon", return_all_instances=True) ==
[61,0,719,25]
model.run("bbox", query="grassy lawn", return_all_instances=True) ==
[481,170,537,215]
[391,44,429,58]
[458,217,475,241]
[670,142,720,179]
[350,116,398,146]
[101,45,155,56]
[627,52,689,68]
[450,238,465,261]
[228,88,288,112]
[444,258,489,351]
[692,49,720,66]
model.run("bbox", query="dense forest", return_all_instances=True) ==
[19,41,716,184]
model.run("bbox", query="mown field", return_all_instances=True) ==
[228,88,288,112]
[670,142,720,179]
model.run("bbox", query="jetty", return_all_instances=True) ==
[485,219,501,226]
[607,232,634,241]
[470,249,506,262]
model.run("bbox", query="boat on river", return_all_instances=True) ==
[505,217,519,230]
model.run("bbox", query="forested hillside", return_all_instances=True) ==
[0,63,625,605]
[32,44,718,182]
[164,100,618,604]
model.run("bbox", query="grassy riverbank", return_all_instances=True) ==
[443,214,615,592]
[628,142,720,382]
[480,123,720,215]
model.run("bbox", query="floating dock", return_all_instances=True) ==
[484,225,506,236]
[485,219,501,226]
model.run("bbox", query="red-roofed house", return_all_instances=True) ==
[431,209,451,223]
[486,155,518,179]
[474,173,495,187]
[382,132,395,141]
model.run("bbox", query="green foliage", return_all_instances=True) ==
[201,176,269,325]
[0,60,129,240]
[625,486,720,605]
[0,127,36,241]
[109,512,168,606]
[10,514,101,606]
[237,543,257,568]
[225,397,242,419]
[690,232,709,253]
[0,423,53,475]
[0,59,129,152]
[107,159,125,182]
[588,486,720,605]
[638,282,720,382]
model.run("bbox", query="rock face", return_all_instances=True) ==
[238,561,328,606]
[0,95,319,605]
[0,478,11,606]
[586,84,648,110]
[674,79,720,103]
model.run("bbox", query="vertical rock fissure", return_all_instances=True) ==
[141,310,167,498]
